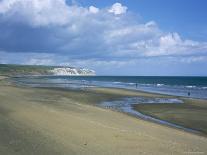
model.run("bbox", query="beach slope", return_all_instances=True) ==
[0,84,207,154]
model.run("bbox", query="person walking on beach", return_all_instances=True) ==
[188,92,191,96]
[136,83,138,89]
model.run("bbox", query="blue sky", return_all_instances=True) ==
[0,0,207,75]
[77,0,207,41]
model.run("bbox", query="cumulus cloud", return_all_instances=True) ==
[0,0,71,26]
[0,0,207,75]
[89,6,99,14]
[108,3,127,15]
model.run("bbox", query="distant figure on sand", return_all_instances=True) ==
[188,92,191,96]
[136,83,138,89]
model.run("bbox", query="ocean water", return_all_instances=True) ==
[13,76,207,99]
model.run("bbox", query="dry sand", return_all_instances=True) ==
[0,82,207,154]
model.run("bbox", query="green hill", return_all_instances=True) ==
[0,64,54,76]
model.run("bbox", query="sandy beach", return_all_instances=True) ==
[0,80,207,155]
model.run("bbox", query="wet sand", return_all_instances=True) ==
[134,98,207,135]
[0,81,207,154]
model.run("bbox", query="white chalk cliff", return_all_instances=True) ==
[50,67,96,76]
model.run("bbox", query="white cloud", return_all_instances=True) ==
[0,0,207,66]
[160,33,182,47]
[108,3,127,15]
[89,6,99,14]
[0,0,72,26]
[146,33,207,56]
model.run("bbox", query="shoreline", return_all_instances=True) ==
[7,77,207,136]
[11,75,207,100]
[8,77,207,136]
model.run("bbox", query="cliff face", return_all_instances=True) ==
[50,68,96,76]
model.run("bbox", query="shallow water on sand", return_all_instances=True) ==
[99,97,199,133]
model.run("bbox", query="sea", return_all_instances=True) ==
[13,76,207,100]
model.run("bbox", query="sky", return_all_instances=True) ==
[0,0,207,76]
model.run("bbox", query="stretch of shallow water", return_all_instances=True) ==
[99,97,198,133]
[13,76,207,99]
